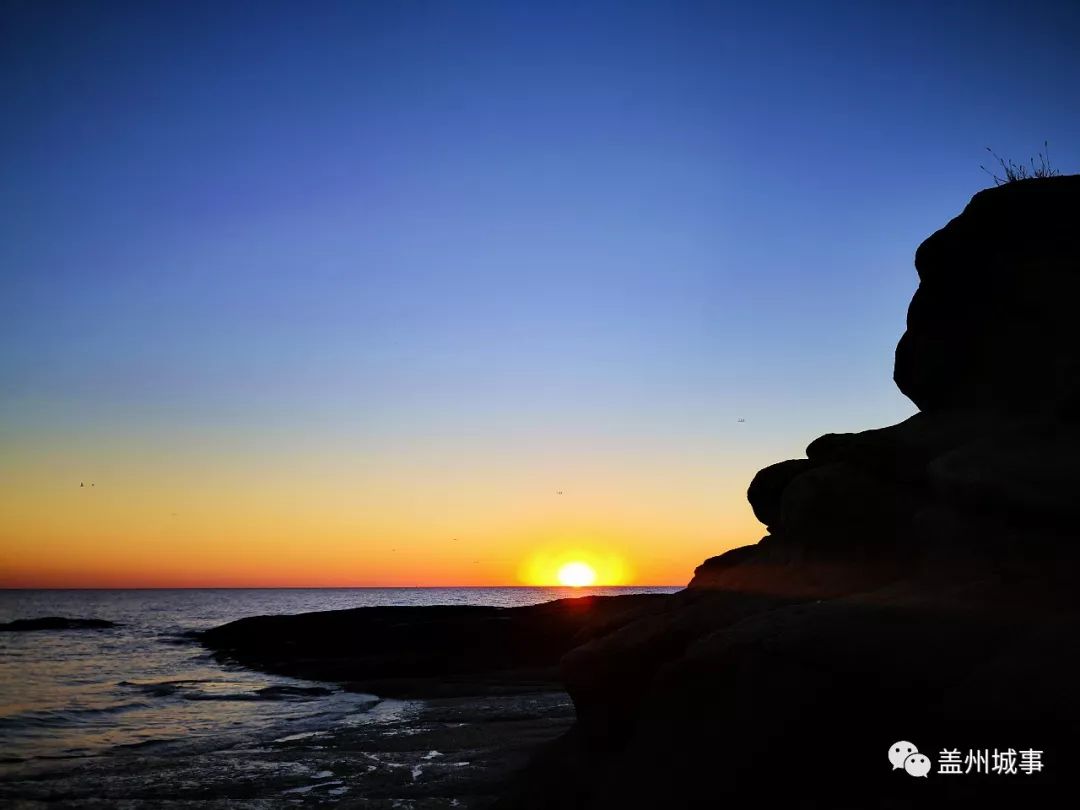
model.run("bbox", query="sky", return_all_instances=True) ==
[2,0,1079,588]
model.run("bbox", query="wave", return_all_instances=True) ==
[181,685,335,702]
[116,679,335,701]
[117,678,229,697]
[0,701,155,730]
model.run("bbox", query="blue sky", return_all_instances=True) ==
[2,1,1078,584]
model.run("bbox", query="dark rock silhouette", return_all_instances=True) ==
[896,176,1080,413]
[0,617,118,632]
[496,176,1080,810]
[200,595,668,698]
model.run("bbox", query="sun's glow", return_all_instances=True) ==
[557,561,597,587]
[518,544,631,586]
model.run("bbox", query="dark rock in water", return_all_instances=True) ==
[0,616,118,632]
[200,594,669,698]
[495,177,1080,810]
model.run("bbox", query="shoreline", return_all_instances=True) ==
[3,590,659,807]
[0,690,575,808]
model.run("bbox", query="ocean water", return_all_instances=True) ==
[0,587,678,777]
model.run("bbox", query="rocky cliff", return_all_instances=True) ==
[500,176,1080,809]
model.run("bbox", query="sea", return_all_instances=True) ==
[0,586,678,805]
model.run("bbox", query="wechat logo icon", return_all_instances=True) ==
[890,741,930,777]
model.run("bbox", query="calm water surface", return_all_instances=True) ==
[0,587,679,773]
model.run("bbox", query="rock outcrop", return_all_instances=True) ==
[200,594,668,698]
[0,617,118,632]
[499,176,1080,809]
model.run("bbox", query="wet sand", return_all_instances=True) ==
[0,691,574,808]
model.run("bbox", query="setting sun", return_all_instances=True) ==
[557,561,597,587]
[518,545,632,586]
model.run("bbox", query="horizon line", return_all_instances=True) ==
[0,584,685,591]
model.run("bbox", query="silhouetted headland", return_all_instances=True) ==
[202,176,1080,809]
[200,594,669,698]
[0,616,118,632]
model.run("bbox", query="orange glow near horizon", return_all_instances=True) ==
[0,430,768,588]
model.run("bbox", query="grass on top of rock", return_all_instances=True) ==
[981,141,1061,186]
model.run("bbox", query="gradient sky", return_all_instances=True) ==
[2,0,1079,587]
